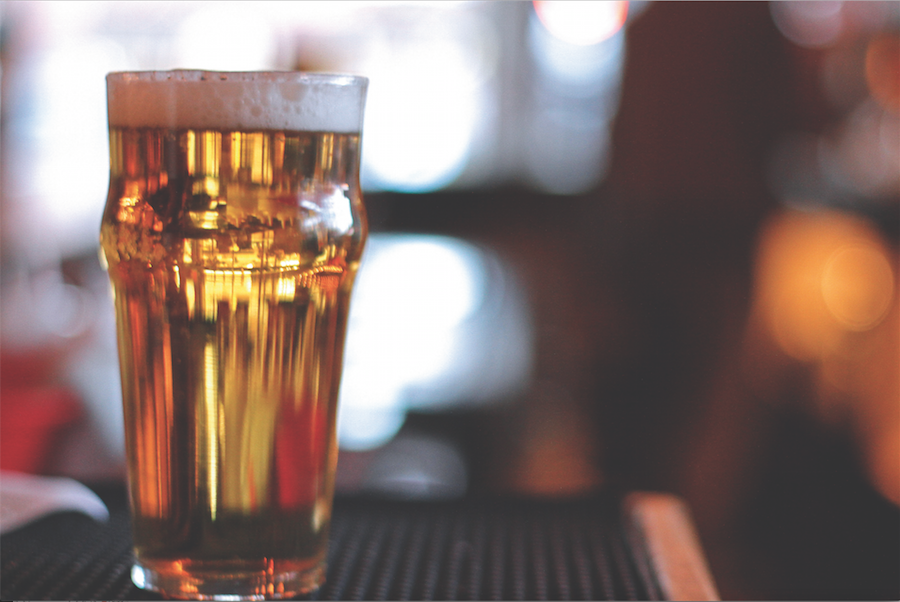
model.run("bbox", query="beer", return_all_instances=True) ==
[101,72,367,599]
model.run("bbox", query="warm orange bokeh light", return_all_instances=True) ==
[865,34,900,113]
[821,243,894,331]
[754,210,896,362]
[533,1,629,46]
[752,209,900,505]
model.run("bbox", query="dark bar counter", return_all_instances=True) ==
[1,484,717,600]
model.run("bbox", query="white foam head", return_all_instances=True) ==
[107,71,367,133]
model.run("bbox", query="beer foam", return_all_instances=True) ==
[107,71,367,133]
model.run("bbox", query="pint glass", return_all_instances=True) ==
[100,71,368,599]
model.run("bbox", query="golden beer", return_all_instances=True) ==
[100,72,367,600]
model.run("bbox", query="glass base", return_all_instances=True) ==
[131,558,324,600]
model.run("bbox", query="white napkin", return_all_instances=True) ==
[0,471,109,534]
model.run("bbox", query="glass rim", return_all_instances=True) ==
[106,70,368,88]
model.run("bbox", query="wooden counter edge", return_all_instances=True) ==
[625,492,721,601]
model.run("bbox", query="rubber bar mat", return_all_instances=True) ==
[1,488,662,600]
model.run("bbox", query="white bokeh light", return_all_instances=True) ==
[353,8,496,192]
[533,1,629,46]
[174,5,277,71]
[26,37,134,258]
[337,235,533,450]
[524,2,627,194]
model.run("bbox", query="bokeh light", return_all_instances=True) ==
[174,4,276,71]
[337,235,533,450]
[821,243,894,331]
[17,33,132,258]
[865,34,900,112]
[524,2,627,194]
[533,1,628,46]
[764,0,899,512]
[770,1,845,49]
[358,51,483,192]
[754,210,895,362]
[354,6,497,192]
[818,100,900,199]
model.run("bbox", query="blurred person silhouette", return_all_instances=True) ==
[578,3,899,600]
[389,2,897,600]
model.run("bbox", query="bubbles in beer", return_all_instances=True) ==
[101,124,364,595]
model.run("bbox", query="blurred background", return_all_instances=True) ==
[0,1,897,599]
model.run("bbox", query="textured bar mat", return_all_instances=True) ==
[1,486,662,600]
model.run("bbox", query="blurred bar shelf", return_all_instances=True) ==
[0,485,718,600]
